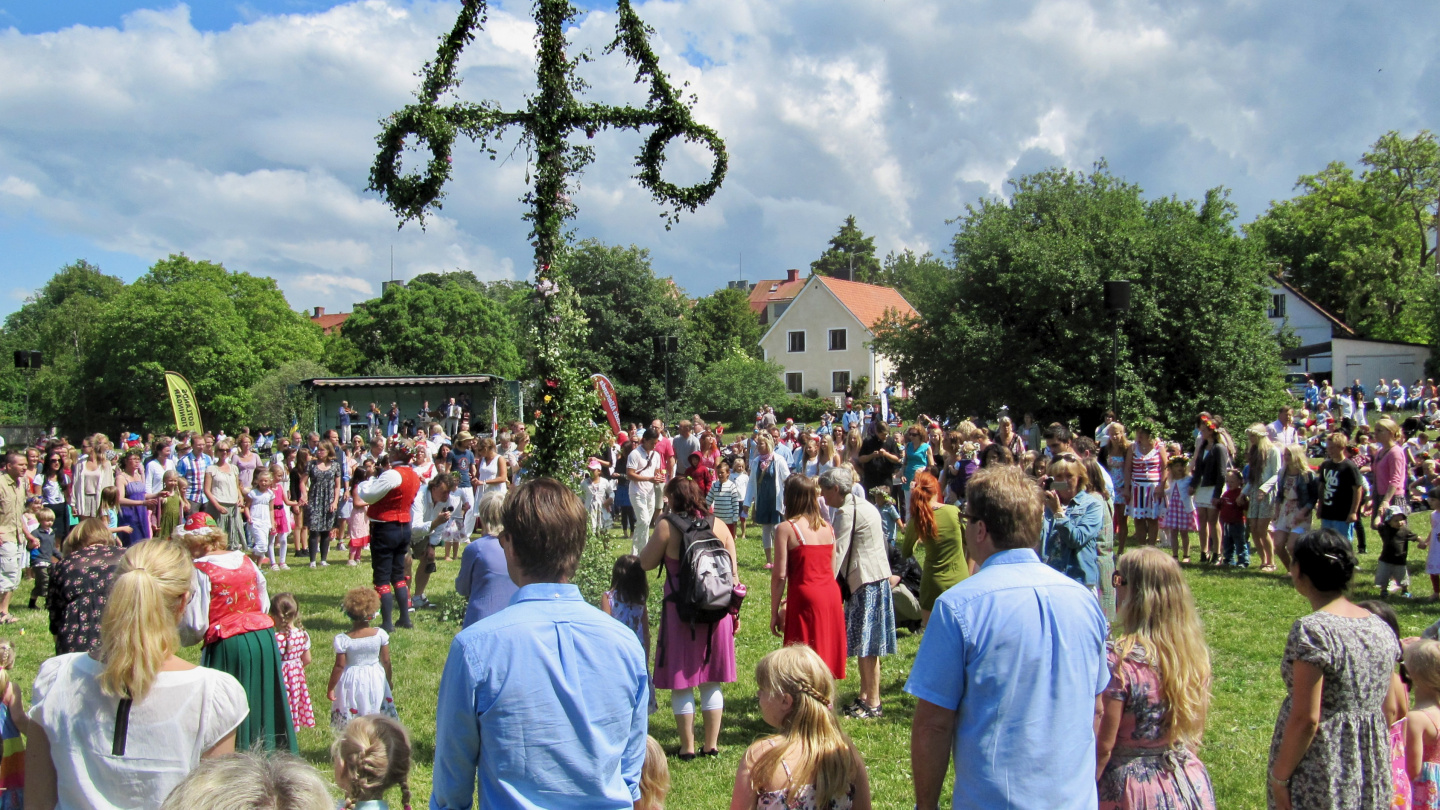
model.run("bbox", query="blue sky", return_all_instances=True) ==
[1,0,1437,320]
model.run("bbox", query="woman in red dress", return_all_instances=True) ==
[769,474,847,679]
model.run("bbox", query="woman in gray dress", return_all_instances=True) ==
[301,441,342,567]
[1268,528,1404,810]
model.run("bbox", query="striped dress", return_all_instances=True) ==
[1129,445,1164,520]
[708,478,743,526]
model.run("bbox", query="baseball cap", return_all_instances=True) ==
[1383,504,1406,523]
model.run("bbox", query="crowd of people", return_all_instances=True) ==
[0,382,1435,809]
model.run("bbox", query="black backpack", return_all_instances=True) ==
[656,513,735,667]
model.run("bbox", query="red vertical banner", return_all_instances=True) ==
[591,374,621,434]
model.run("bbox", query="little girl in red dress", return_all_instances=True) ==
[269,592,314,728]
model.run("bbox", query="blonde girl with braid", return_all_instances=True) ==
[728,645,872,810]
[332,714,412,810]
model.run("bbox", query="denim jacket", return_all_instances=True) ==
[1041,490,1103,587]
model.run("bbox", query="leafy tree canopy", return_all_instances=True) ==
[688,286,763,365]
[690,351,787,426]
[872,163,1288,436]
[1246,130,1440,343]
[811,215,882,282]
[559,239,698,421]
[341,278,523,379]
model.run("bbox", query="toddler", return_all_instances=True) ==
[99,486,129,542]
[157,470,190,542]
[245,469,276,569]
[731,645,871,809]
[271,592,315,729]
[0,639,23,806]
[269,463,292,570]
[707,459,743,536]
[873,489,904,547]
[1219,469,1249,567]
[347,468,372,566]
[20,499,41,576]
[327,587,398,730]
[1377,505,1416,597]
[1160,457,1198,562]
[1408,639,1440,804]
[730,458,750,540]
[602,555,655,714]
[637,735,670,810]
[27,509,57,610]
[332,715,412,810]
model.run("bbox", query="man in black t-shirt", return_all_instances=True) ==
[858,422,902,494]
[1316,432,1363,545]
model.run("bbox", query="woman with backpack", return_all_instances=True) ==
[639,477,740,760]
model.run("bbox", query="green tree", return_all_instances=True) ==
[1247,130,1440,343]
[811,215,882,281]
[872,164,1288,436]
[687,287,763,364]
[689,351,787,426]
[559,240,698,420]
[248,359,330,430]
[0,261,124,430]
[872,249,949,313]
[342,280,524,379]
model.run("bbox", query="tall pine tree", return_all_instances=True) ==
[811,215,882,282]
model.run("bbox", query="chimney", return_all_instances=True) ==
[786,268,799,283]
[313,306,325,317]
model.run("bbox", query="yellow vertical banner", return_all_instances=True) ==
[164,371,204,434]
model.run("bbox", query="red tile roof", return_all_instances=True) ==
[311,312,350,335]
[748,272,807,315]
[817,276,918,330]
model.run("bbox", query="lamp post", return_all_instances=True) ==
[1103,281,1131,417]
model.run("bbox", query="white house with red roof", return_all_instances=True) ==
[758,273,918,399]
[1269,276,1431,384]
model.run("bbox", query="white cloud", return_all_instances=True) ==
[0,0,1436,319]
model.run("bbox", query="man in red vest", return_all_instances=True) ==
[358,439,423,630]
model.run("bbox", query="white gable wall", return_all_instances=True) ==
[760,279,881,398]
[1268,284,1335,347]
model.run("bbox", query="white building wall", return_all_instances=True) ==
[1268,284,1334,347]
[1331,339,1432,387]
[759,282,879,398]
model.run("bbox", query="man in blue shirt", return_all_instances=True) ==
[907,464,1109,810]
[431,478,649,810]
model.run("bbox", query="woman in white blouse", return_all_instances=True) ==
[26,539,248,810]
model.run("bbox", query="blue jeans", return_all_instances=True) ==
[1319,519,1355,544]
[1222,523,1249,566]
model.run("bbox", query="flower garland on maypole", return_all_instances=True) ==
[369,0,727,479]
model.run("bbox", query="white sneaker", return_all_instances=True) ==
[281,564,291,570]
[347,560,358,567]
[309,562,317,569]
[271,565,281,571]
[319,561,329,567]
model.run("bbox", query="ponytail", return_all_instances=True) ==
[100,540,193,700]
[0,639,15,701]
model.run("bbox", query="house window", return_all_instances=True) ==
[785,372,804,394]
[832,371,850,393]
[787,331,806,353]
[1269,294,1287,319]
[828,328,847,351]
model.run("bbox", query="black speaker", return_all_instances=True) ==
[12,351,25,369]
[666,336,678,353]
[28,351,40,369]
[1104,280,1132,312]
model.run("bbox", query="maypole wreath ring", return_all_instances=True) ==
[370,105,459,225]
[638,122,727,214]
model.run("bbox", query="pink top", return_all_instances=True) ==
[1374,444,1408,502]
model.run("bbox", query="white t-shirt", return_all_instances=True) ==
[627,447,662,504]
[144,457,175,496]
[29,653,248,810]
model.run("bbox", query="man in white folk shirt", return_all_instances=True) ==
[356,441,422,631]
[626,429,665,555]
[408,474,463,610]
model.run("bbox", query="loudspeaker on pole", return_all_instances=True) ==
[1104,280,1132,312]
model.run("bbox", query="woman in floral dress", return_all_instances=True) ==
[1098,548,1215,810]
[1269,529,1402,810]
[301,442,341,567]
[45,517,124,654]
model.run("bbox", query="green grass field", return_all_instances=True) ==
[5,512,1434,809]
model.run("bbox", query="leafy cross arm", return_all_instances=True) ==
[369,0,727,250]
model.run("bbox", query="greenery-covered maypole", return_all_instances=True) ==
[369,0,726,479]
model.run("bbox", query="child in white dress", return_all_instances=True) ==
[244,470,275,567]
[328,587,398,730]
[1423,491,1440,601]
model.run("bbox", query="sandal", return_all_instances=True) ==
[701,748,720,757]
[677,752,696,762]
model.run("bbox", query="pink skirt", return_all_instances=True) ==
[1160,499,1198,531]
